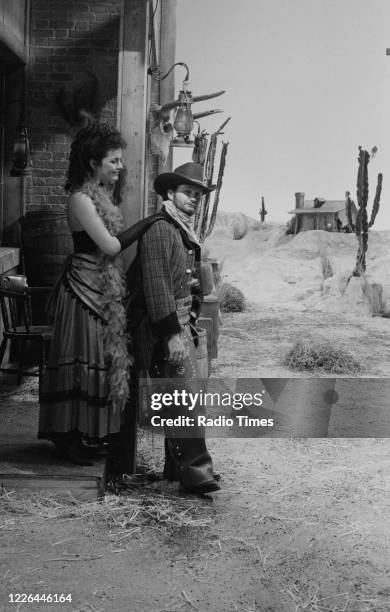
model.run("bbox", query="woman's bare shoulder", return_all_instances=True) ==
[68,191,94,208]
[68,191,97,230]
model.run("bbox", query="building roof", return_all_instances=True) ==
[288,200,346,215]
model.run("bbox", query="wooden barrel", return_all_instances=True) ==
[22,210,73,287]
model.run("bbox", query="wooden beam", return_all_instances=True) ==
[117,0,149,268]
[159,0,177,172]
[115,1,150,477]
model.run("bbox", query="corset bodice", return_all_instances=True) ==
[72,231,99,253]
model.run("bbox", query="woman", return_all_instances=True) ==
[38,123,145,465]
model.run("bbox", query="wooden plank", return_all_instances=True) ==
[1,473,104,502]
[0,248,20,274]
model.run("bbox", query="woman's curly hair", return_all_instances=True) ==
[65,123,126,192]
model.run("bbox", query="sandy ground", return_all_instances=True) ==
[1,433,390,611]
[1,220,390,611]
[213,304,390,378]
[205,217,390,379]
[205,215,390,321]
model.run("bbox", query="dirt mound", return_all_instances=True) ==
[213,211,261,235]
[279,229,353,258]
[205,218,390,315]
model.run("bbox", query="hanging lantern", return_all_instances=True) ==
[172,89,194,146]
[148,60,226,149]
[10,125,31,177]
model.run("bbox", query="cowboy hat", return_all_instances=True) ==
[153,162,216,196]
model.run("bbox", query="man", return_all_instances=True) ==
[128,162,220,495]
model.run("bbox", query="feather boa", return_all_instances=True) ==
[81,183,131,414]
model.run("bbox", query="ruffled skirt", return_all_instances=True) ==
[38,255,122,441]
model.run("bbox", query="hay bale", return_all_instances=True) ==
[285,341,365,374]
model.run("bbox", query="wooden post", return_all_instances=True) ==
[113,1,177,477]
[117,0,149,270]
[159,0,177,173]
[114,0,150,477]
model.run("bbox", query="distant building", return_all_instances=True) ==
[288,192,357,234]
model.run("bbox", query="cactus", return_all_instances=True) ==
[205,141,228,240]
[352,147,383,276]
[197,131,218,239]
[192,130,208,166]
[345,191,355,232]
[259,196,267,222]
[194,117,230,242]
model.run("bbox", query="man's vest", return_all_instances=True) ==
[125,210,202,369]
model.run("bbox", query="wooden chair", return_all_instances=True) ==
[0,275,52,386]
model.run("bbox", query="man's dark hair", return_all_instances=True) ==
[160,183,197,201]
[160,188,172,201]
[65,123,126,192]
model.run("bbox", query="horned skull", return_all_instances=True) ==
[149,104,176,164]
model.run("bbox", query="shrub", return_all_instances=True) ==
[231,216,248,240]
[284,341,365,374]
[216,283,246,312]
[361,276,384,315]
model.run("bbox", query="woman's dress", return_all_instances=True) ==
[38,186,131,442]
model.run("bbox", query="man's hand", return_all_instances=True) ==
[167,333,187,365]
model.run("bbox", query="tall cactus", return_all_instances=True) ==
[259,196,267,222]
[198,131,218,239]
[192,130,208,166]
[345,191,355,232]
[352,146,383,277]
[205,141,228,240]
[194,117,231,242]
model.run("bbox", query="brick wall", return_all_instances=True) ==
[27,0,121,211]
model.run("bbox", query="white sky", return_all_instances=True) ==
[175,0,390,229]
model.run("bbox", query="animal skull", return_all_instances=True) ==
[149,103,176,164]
